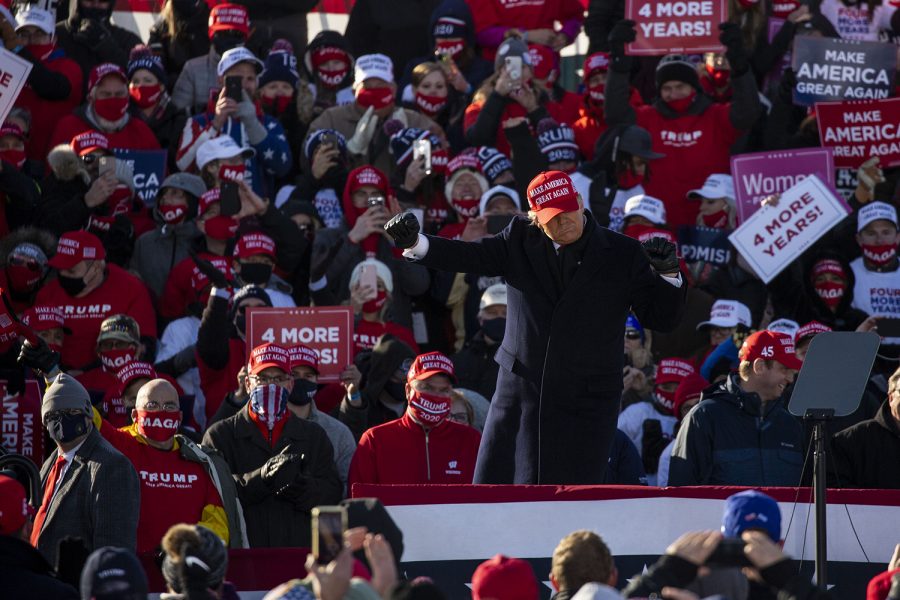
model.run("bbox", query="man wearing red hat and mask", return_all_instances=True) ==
[348,351,481,486]
[386,170,685,485]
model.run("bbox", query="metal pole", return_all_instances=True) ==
[814,420,828,590]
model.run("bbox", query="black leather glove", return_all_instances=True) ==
[719,22,749,76]
[608,19,636,69]
[310,236,344,282]
[261,451,303,491]
[384,211,421,250]
[74,18,109,48]
[17,336,60,376]
[641,237,679,274]
[189,249,231,289]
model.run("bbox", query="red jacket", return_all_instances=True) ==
[353,319,419,355]
[95,414,227,553]
[573,88,644,160]
[467,0,584,59]
[159,253,231,321]
[36,264,157,371]
[15,51,82,161]
[48,111,161,151]
[348,412,481,489]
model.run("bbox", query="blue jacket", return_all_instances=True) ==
[668,374,805,487]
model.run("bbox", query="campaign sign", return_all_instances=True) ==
[625,0,726,56]
[246,307,354,383]
[816,97,900,169]
[792,37,896,106]
[1,380,43,466]
[0,49,32,127]
[114,149,167,205]
[731,148,836,223]
[729,175,849,283]
[677,225,732,266]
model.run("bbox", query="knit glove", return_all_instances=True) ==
[347,105,378,155]
[608,19,636,73]
[237,91,268,145]
[719,22,749,76]
[384,211,421,249]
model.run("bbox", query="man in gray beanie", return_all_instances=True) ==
[31,373,140,567]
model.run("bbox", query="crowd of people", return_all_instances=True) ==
[1,0,900,597]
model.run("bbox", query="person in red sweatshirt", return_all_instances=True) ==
[35,231,157,372]
[75,313,143,400]
[604,21,762,229]
[11,4,83,163]
[528,43,580,126]
[348,351,482,486]
[91,377,231,554]
[47,62,161,152]
[467,0,584,60]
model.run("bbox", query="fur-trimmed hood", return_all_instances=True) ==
[47,144,91,186]
[0,226,57,267]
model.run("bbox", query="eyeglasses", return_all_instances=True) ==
[141,402,180,411]
[250,374,292,385]
[448,412,468,424]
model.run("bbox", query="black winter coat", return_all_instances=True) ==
[55,15,142,94]
[202,408,342,548]
[416,213,685,484]
[831,400,900,489]
[0,536,79,600]
[451,331,500,401]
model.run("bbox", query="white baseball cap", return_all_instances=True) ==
[15,6,52,35]
[696,299,752,330]
[480,283,507,310]
[217,46,263,77]
[767,318,800,342]
[624,194,667,225]
[857,201,898,232]
[196,135,254,170]
[688,174,735,202]
[354,53,394,86]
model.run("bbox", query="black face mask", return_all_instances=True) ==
[171,0,198,16]
[288,379,318,406]
[46,412,89,443]
[57,272,87,297]
[239,262,273,286]
[78,6,110,21]
[212,32,245,56]
[481,317,506,343]
[382,380,406,403]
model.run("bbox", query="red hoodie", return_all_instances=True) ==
[48,111,160,152]
[348,412,481,488]
[467,0,585,59]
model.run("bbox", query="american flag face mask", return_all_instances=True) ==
[249,384,288,430]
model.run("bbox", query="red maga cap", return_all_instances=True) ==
[248,342,291,375]
[656,358,696,386]
[526,170,579,225]
[234,232,276,260]
[583,52,610,78]
[208,3,249,37]
[796,321,832,344]
[21,305,67,332]
[471,554,539,600]
[88,62,127,91]
[288,344,319,372]
[71,131,110,157]
[0,475,34,536]
[407,351,455,383]
[49,231,106,270]
[116,361,156,389]
[739,330,803,371]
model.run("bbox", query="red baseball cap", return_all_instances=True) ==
[233,232,276,260]
[583,52,610,79]
[528,43,557,82]
[71,131,110,157]
[49,231,106,270]
[198,188,221,217]
[21,305,69,333]
[526,170,580,225]
[88,62,127,92]
[0,121,24,141]
[471,554,539,600]
[739,330,803,371]
[116,361,156,391]
[446,152,482,176]
[0,475,34,535]
[796,321,832,345]
[248,342,291,375]
[190,256,231,294]
[208,3,249,38]
[288,344,319,373]
[407,351,456,383]
[655,358,695,386]
[673,373,709,421]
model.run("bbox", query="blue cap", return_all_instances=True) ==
[722,490,781,541]
[625,314,645,343]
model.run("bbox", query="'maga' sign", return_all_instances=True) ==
[792,37,896,106]
[625,0,726,55]
[816,97,900,169]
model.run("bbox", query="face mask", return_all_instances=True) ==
[317,66,349,89]
[261,95,293,116]
[239,262,272,286]
[435,39,464,60]
[129,84,162,108]
[407,388,451,427]
[79,7,109,21]
[26,43,55,60]
[0,148,26,169]
[93,96,129,122]
[362,290,387,313]
[450,198,480,219]
[6,263,42,293]
[160,203,187,225]
[481,317,506,342]
[57,272,87,297]
[172,0,197,15]
[356,87,394,110]
[218,163,245,182]
[204,215,238,240]
[212,35,242,56]
[46,412,89,443]
[736,0,759,7]
[861,243,898,267]
[814,280,844,309]
[415,92,447,118]
[135,409,180,442]
[383,380,406,403]
[702,210,729,228]
[665,90,696,114]
[655,387,676,414]
[705,64,731,88]
[617,168,644,190]
[586,82,605,107]
[288,379,318,406]
[100,348,134,373]
[249,383,288,430]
